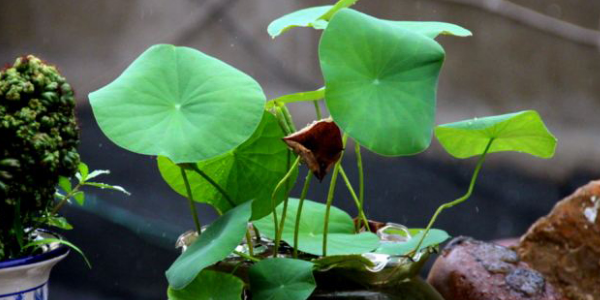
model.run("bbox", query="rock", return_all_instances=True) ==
[427,237,565,300]
[518,180,600,300]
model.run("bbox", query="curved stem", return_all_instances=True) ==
[339,167,370,232]
[181,167,202,234]
[51,183,82,215]
[272,155,301,256]
[293,172,313,258]
[233,250,260,262]
[411,138,495,257]
[189,165,236,208]
[322,134,348,256]
[313,100,322,120]
[355,142,366,231]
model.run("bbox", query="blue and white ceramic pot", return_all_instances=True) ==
[0,231,69,300]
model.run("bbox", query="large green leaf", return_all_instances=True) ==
[249,258,316,300]
[267,6,331,38]
[435,110,557,159]
[319,9,445,156]
[388,21,472,39]
[89,44,265,163]
[158,111,295,219]
[167,270,244,300]
[375,228,450,256]
[253,199,380,256]
[166,201,252,290]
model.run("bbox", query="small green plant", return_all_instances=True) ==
[89,0,557,299]
[0,55,128,264]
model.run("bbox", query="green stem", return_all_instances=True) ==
[276,152,293,251]
[181,167,202,234]
[274,106,291,135]
[233,250,260,262]
[245,229,254,257]
[293,172,313,258]
[355,142,366,231]
[411,138,495,257]
[322,134,348,256]
[281,105,297,132]
[313,100,322,119]
[272,155,301,256]
[339,167,370,232]
[189,164,236,208]
[51,183,82,215]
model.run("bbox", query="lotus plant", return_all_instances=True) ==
[88,0,557,299]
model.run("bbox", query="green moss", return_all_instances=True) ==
[0,55,79,260]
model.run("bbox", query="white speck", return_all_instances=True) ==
[372,79,380,85]
[584,196,599,224]
[174,104,181,110]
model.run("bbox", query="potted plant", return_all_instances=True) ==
[0,55,127,299]
[88,0,557,299]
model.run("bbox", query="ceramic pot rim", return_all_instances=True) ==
[0,229,69,269]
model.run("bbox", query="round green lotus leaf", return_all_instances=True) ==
[319,9,445,156]
[158,111,296,220]
[167,270,244,300]
[89,44,265,163]
[253,198,380,256]
[435,110,557,159]
[249,258,316,300]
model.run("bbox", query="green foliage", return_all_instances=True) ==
[375,229,449,255]
[435,110,557,159]
[312,254,374,271]
[267,6,331,38]
[319,9,445,156]
[23,238,91,268]
[249,258,316,300]
[89,44,266,164]
[0,55,79,260]
[254,199,380,256]
[158,112,294,219]
[387,21,472,38]
[167,201,253,290]
[168,270,244,300]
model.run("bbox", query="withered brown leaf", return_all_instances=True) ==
[283,118,343,181]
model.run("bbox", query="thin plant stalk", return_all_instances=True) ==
[313,100,322,119]
[281,105,297,132]
[274,106,291,135]
[189,164,236,208]
[233,250,260,262]
[339,167,370,232]
[180,167,202,234]
[293,172,314,258]
[271,155,301,256]
[245,229,254,257]
[322,134,348,256]
[276,151,293,250]
[411,138,495,257]
[51,183,83,215]
[355,142,366,231]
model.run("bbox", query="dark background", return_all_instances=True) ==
[1,0,599,298]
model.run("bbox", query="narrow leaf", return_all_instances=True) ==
[78,162,89,181]
[24,238,91,268]
[84,182,131,195]
[86,169,111,181]
[46,215,73,230]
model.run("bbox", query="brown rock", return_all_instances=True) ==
[428,237,565,300]
[518,180,600,300]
